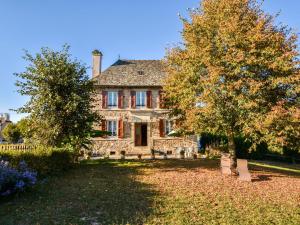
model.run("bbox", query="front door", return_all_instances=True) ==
[135,123,147,146]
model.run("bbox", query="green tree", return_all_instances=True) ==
[164,0,300,167]
[15,45,99,154]
[2,123,21,144]
[16,118,33,143]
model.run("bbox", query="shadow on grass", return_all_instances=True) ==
[0,160,157,225]
[138,158,220,172]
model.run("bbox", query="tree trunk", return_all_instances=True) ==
[228,131,237,172]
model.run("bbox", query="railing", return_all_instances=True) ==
[0,144,34,151]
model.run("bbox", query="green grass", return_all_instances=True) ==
[249,161,300,174]
[1,159,299,225]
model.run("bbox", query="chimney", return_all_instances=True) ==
[92,49,103,78]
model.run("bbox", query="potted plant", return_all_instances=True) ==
[180,149,185,159]
[193,153,197,159]
[163,153,167,159]
[120,150,126,160]
[84,150,92,160]
[151,149,155,160]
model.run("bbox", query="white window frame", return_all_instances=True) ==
[136,91,146,108]
[108,91,118,108]
[107,120,118,137]
[165,120,173,136]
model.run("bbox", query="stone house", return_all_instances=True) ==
[91,51,197,156]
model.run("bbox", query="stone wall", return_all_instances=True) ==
[92,137,198,156]
[92,138,132,155]
[152,138,198,154]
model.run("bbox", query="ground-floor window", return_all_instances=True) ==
[165,120,174,135]
[107,120,117,137]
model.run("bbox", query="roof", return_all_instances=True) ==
[93,59,166,87]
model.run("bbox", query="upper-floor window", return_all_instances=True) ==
[107,120,117,137]
[108,91,118,107]
[136,91,146,107]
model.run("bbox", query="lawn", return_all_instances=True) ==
[0,159,299,225]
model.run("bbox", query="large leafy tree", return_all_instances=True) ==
[164,0,300,164]
[15,45,99,152]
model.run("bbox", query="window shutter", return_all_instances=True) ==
[118,91,124,109]
[131,91,136,108]
[118,119,124,138]
[147,90,152,108]
[102,91,108,109]
[101,119,107,131]
[159,119,165,137]
[159,90,164,109]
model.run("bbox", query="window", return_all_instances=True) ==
[136,91,146,107]
[165,120,173,135]
[107,120,117,137]
[137,71,144,75]
[108,91,118,107]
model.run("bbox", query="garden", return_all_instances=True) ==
[0,159,299,224]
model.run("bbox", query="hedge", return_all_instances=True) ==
[0,147,73,177]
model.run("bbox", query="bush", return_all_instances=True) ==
[0,160,37,197]
[91,130,111,137]
[0,147,73,177]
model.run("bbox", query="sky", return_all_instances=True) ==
[0,0,299,122]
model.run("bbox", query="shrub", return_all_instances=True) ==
[0,147,73,177]
[0,160,37,197]
[90,130,111,138]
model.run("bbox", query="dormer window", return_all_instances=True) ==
[137,71,144,75]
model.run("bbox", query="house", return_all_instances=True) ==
[91,50,197,156]
[0,113,12,143]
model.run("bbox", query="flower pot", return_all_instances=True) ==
[193,154,197,159]
[163,154,167,159]
[120,151,126,160]
[180,151,185,159]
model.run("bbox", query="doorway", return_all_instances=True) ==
[134,123,147,146]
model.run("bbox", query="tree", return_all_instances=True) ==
[15,45,99,154]
[164,0,300,168]
[2,123,21,144]
[16,118,33,143]
[263,105,300,160]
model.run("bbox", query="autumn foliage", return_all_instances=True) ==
[164,0,300,159]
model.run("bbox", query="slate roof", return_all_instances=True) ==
[93,59,166,87]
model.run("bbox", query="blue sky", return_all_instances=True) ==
[0,0,299,122]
